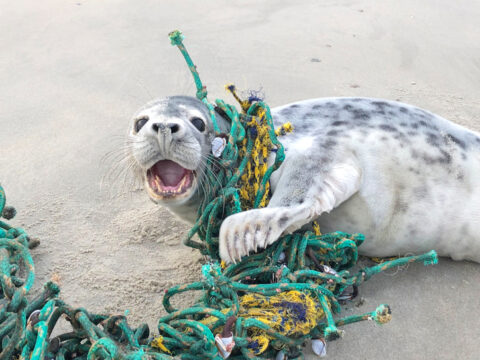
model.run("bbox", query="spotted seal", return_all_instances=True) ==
[127,96,480,263]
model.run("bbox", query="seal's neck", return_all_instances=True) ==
[165,111,232,225]
[165,194,202,224]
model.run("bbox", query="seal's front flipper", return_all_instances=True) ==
[219,157,362,263]
[219,206,308,263]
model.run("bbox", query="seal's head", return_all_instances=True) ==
[128,96,221,220]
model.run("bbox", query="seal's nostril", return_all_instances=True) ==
[168,124,180,133]
[153,123,178,134]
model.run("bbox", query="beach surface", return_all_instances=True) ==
[1,0,479,358]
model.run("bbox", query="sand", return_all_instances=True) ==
[1,0,479,359]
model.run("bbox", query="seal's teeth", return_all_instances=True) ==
[145,168,194,200]
[178,174,188,190]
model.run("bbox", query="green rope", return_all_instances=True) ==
[168,30,221,135]
[0,30,439,360]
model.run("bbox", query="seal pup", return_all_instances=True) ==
[127,96,480,263]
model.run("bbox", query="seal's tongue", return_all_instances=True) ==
[152,160,187,186]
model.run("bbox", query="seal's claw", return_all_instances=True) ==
[219,209,285,263]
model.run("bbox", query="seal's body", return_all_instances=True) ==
[128,96,480,263]
[266,98,480,262]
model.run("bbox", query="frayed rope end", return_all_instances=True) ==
[424,250,438,266]
[373,304,392,325]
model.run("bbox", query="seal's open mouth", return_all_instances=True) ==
[146,160,194,199]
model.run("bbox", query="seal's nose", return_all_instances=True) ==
[167,123,180,133]
[152,123,180,134]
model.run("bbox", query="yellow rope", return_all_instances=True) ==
[370,256,399,264]
[151,336,172,354]
[312,221,322,236]
[225,85,293,209]
[199,290,328,356]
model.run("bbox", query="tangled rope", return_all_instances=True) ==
[0,186,437,359]
[0,30,438,359]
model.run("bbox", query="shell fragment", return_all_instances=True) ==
[312,338,327,357]
[212,137,227,158]
[215,334,235,359]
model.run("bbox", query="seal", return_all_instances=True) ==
[127,96,480,263]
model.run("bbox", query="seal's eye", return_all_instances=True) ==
[134,116,148,133]
[190,117,205,132]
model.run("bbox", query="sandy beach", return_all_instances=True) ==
[1,0,479,358]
